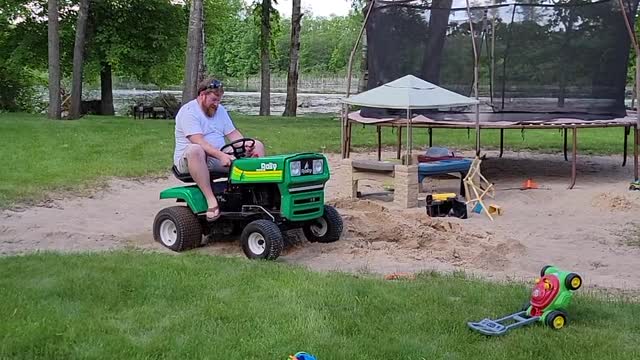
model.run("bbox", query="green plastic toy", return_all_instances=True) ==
[153,138,343,260]
[468,265,582,336]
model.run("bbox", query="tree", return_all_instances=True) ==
[69,0,90,119]
[48,0,61,119]
[203,0,261,79]
[422,0,453,84]
[83,0,187,112]
[283,0,302,116]
[258,0,275,116]
[183,0,204,104]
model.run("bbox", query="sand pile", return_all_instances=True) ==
[329,198,525,270]
[591,193,636,211]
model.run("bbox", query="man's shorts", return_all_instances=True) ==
[176,150,230,175]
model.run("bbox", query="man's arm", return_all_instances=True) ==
[225,129,244,142]
[187,134,233,165]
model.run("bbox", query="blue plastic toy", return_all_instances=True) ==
[289,352,316,360]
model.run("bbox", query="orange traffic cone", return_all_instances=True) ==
[521,178,538,190]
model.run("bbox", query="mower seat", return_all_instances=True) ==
[171,165,229,183]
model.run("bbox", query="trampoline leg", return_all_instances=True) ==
[568,127,577,190]
[459,172,466,197]
[623,126,629,167]
[476,129,481,157]
[397,126,402,160]
[347,122,353,158]
[499,129,504,158]
[563,128,568,162]
[429,128,433,147]
[377,126,382,161]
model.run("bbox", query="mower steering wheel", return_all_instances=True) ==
[220,138,256,159]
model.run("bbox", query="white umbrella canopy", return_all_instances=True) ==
[341,74,479,109]
[341,74,479,163]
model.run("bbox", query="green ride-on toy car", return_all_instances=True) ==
[153,138,344,260]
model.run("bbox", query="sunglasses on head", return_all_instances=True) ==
[206,79,223,90]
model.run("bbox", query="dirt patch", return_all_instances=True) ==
[2,150,640,291]
[591,193,636,211]
[329,198,524,270]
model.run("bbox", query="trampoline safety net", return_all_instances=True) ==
[365,0,640,118]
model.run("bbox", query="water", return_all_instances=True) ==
[92,89,639,116]
[107,89,345,116]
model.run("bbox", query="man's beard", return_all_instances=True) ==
[202,103,218,117]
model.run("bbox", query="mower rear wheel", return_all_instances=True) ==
[241,220,284,260]
[545,310,568,330]
[565,273,582,290]
[303,205,343,243]
[153,206,202,252]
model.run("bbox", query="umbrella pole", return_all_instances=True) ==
[406,108,412,165]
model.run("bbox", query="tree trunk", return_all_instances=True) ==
[558,12,576,108]
[47,0,61,120]
[358,28,368,93]
[198,3,206,82]
[283,0,302,117]
[100,61,114,115]
[358,0,371,92]
[182,0,203,104]
[69,0,90,120]
[422,0,452,84]
[259,0,271,116]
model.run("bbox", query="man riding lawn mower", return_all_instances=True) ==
[153,77,343,260]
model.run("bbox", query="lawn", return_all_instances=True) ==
[1,113,639,358]
[0,113,633,207]
[0,252,638,359]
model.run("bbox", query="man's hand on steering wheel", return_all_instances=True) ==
[245,142,256,157]
[218,153,235,167]
[220,138,256,160]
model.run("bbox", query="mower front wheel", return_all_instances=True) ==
[303,205,343,243]
[241,220,284,260]
[153,206,203,252]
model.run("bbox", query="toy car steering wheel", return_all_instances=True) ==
[220,138,256,159]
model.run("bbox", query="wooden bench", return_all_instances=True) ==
[133,105,167,119]
[350,160,397,198]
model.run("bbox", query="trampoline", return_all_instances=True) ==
[341,0,640,188]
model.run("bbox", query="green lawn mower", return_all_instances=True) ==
[153,138,343,260]
[468,265,583,336]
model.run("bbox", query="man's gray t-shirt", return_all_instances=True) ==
[173,100,236,166]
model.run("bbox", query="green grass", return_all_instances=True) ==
[1,113,639,358]
[0,252,638,359]
[0,112,634,207]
